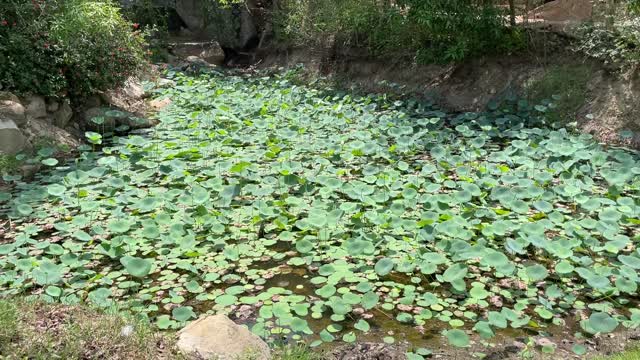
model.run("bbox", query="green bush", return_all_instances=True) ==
[575,18,640,67]
[273,0,524,64]
[0,0,147,98]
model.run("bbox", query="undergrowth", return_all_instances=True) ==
[0,298,180,359]
[526,64,593,125]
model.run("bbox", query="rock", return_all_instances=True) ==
[83,107,119,132]
[0,92,26,127]
[21,118,81,150]
[19,164,41,180]
[53,101,73,129]
[149,97,172,111]
[24,95,47,120]
[101,78,145,108]
[120,325,135,337]
[85,95,102,109]
[177,315,270,360]
[0,119,28,155]
[47,101,60,113]
[175,0,257,49]
[83,106,155,132]
[157,78,176,88]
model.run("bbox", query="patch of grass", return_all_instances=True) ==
[272,345,325,360]
[526,64,593,125]
[597,347,640,360]
[0,298,181,360]
[0,154,20,175]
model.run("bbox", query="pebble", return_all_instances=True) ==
[120,325,135,337]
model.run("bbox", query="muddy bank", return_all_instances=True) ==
[256,41,640,150]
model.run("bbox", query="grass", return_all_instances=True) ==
[0,298,324,360]
[598,347,640,360]
[0,154,20,175]
[526,64,593,125]
[0,298,181,360]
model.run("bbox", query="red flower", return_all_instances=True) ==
[133,23,140,30]
[44,43,50,49]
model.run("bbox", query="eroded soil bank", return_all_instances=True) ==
[256,37,640,150]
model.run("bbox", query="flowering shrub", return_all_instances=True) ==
[0,0,147,98]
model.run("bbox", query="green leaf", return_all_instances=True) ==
[172,306,196,322]
[587,312,618,333]
[374,257,394,276]
[445,329,470,348]
[120,257,152,278]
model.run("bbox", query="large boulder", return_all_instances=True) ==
[176,315,270,360]
[0,92,27,127]
[24,95,47,120]
[22,118,81,151]
[101,77,145,109]
[175,0,257,50]
[0,119,28,155]
[53,101,73,129]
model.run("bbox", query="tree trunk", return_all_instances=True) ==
[508,0,516,26]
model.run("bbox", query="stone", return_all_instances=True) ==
[85,95,102,109]
[83,106,155,132]
[157,78,176,88]
[175,0,257,49]
[83,107,119,132]
[0,92,26,127]
[24,95,47,120]
[101,78,145,108]
[0,119,28,155]
[176,315,270,360]
[47,100,60,113]
[53,101,73,129]
[149,97,172,111]
[21,118,81,150]
[19,164,41,180]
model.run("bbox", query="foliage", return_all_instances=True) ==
[121,0,170,63]
[526,64,592,125]
[0,0,147,98]
[273,0,524,64]
[1,68,640,351]
[575,17,640,67]
[596,346,640,360]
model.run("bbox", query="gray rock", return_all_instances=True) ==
[19,164,41,180]
[175,0,257,49]
[47,100,60,113]
[24,95,47,120]
[0,92,27,127]
[83,107,119,132]
[83,107,155,132]
[101,77,145,108]
[22,118,81,150]
[53,101,73,129]
[0,119,28,155]
[177,315,270,360]
[85,95,103,109]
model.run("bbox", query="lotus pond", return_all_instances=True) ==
[1,69,640,358]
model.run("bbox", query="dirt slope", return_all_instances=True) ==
[257,40,640,149]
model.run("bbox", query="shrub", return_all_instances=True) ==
[273,0,524,64]
[575,18,640,67]
[0,0,147,98]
